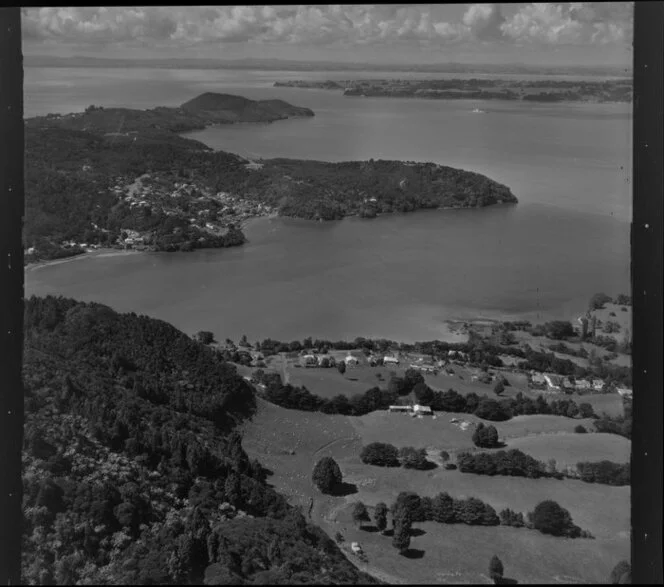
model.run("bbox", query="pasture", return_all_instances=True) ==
[505,432,631,468]
[241,398,630,584]
[329,506,629,584]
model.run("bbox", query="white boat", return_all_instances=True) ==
[471,108,487,114]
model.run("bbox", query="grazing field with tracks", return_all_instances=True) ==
[241,397,630,585]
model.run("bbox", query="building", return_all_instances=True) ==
[530,373,547,387]
[302,354,318,367]
[351,542,363,554]
[389,405,411,413]
[543,374,562,391]
[344,354,360,366]
[616,387,633,397]
[383,355,400,365]
[592,379,605,391]
[413,404,433,415]
[575,379,592,391]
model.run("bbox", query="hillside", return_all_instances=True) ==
[181,93,314,122]
[24,99,517,260]
[22,295,378,585]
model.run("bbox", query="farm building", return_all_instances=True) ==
[543,374,562,390]
[344,354,360,366]
[530,373,547,386]
[575,379,592,390]
[389,405,411,413]
[413,404,433,415]
[616,387,633,397]
[302,354,318,367]
[383,355,400,365]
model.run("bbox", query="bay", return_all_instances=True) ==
[24,67,632,342]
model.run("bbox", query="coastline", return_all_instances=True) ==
[25,247,143,272]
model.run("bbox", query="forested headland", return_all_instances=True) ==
[25,92,517,260]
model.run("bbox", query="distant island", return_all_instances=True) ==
[25,92,517,262]
[274,77,632,103]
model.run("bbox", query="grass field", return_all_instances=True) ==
[505,432,631,468]
[329,508,628,585]
[241,398,630,584]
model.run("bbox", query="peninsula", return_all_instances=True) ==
[274,77,632,103]
[25,92,517,262]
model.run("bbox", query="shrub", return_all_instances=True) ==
[440,450,450,463]
[574,425,588,434]
[360,442,400,467]
[444,463,457,470]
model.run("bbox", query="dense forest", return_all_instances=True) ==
[25,97,517,256]
[22,295,377,585]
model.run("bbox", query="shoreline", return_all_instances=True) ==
[25,247,143,272]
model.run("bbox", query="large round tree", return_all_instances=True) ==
[530,500,578,537]
[312,457,342,494]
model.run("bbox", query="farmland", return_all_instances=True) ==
[242,397,630,584]
[504,432,631,468]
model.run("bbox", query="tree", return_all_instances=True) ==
[398,446,429,470]
[578,403,595,419]
[337,361,346,375]
[195,330,215,345]
[403,368,425,393]
[609,560,631,584]
[440,450,450,463]
[545,321,575,340]
[374,502,388,534]
[574,424,588,433]
[489,555,504,583]
[311,457,342,494]
[352,502,371,529]
[239,334,249,347]
[589,292,612,310]
[529,500,578,537]
[472,423,500,448]
[493,380,505,396]
[391,518,411,555]
[615,294,631,306]
[360,442,400,467]
[392,492,422,523]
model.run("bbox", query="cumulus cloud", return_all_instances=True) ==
[21,4,633,49]
[500,2,633,45]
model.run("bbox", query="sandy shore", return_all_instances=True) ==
[25,248,143,272]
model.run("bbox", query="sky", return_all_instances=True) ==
[21,3,634,68]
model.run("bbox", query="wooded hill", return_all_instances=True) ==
[22,295,378,585]
[24,93,517,251]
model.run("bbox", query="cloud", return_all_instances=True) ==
[21,4,633,49]
[500,2,633,45]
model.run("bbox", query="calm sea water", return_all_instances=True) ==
[24,67,632,342]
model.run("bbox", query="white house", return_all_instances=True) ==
[344,354,360,366]
[575,379,592,391]
[543,374,562,390]
[530,373,547,386]
[383,355,400,365]
[592,379,605,391]
[616,387,633,397]
[351,542,363,554]
[389,405,411,413]
[413,404,433,415]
